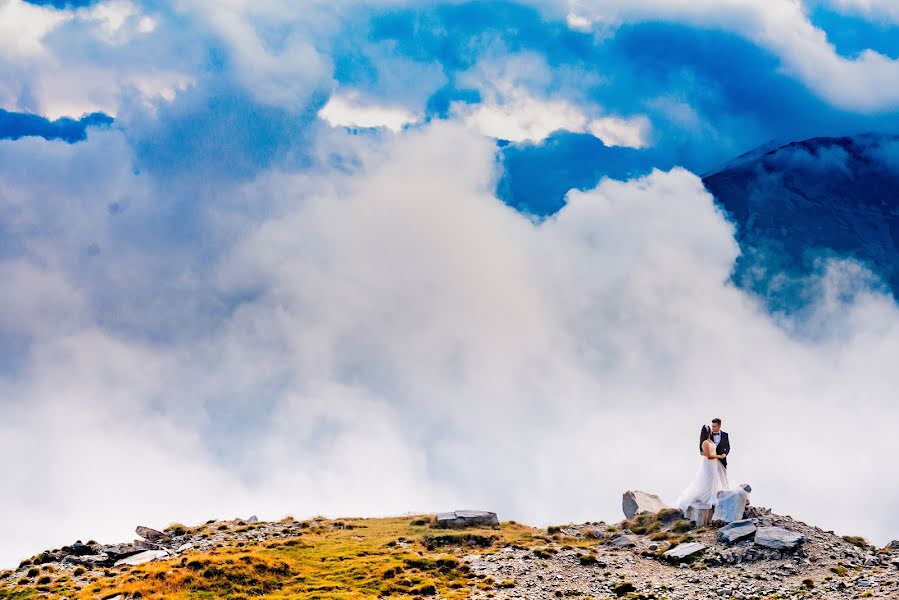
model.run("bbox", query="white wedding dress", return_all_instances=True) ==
[675,442,732,513]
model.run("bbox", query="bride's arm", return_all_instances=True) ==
[702,441,725,460]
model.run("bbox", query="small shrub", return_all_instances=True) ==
[612,581,636,596]
[578,553,598,566]
[672,520,692,533]
[801,578,815,589]
[830,565,848,576]
[165,523,188,536]
[842,535,869,548]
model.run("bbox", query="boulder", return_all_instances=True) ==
[718,519,757,544]
[713,489,750,523]
[662,542,706,561]
[609,534,639,548]
[739,483,752,494]
[684,503,714,527]
[135,526,170,543]
[622,491,667,520]
[114,549,170,567]
[435,510,498,529]
[754,527,806,550]
[888,540,899,550]
[248,515,259,523]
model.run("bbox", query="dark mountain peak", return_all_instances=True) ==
[702,132,899,306]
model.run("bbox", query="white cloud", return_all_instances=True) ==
[1,122,898,569]
[0,0,190,118]
[565,11,593,31]
[455,90,651,147]
[825,0,899,23]
[319,91,421,131]
[564,0,899,111]
[0,0,71,59]
[588,114,652,148]
[455,88,589,143]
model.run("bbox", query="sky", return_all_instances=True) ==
[1,0,899,567]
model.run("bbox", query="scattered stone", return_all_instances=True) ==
[684,503,714,527]
[609,534,639,548]
[435,510,499,529]
[888,540,899,550]
[113,549,170,567]
[248,515,259,523]
[622,491,667,519]
[662,542,707,561]
[713,489,750,523]
[719,519,758,544]
[135,526,170,543]
[755,527,806,550]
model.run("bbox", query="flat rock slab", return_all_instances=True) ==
[622,491,667,520]
[435,510,498,529]
[662,542,707,561]
[114,549,170,567]
[755,526,806,550]
[718,519,757,544]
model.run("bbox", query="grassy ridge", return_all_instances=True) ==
[2,516,597,599]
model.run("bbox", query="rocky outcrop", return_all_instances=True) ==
[435,510,498,529]
[622,491,666,520]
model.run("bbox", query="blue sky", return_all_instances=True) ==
[1,0,899,566]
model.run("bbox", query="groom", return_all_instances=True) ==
[700,418,730,468]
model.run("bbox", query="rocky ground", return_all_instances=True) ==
[1,505,897,599]
[466,506,899,599]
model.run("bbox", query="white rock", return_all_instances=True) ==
[114,549,170,567]
[713,490,750,523]
[662,542,707,561]
[622,491,667,519]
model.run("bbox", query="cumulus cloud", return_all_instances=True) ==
[564,0,899,111]
[1,121,898,568]
[318,90,421,131]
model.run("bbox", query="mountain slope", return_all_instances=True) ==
[702,133,899,304]
[2,508,897,599]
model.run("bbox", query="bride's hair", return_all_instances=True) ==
[700,425,711,445]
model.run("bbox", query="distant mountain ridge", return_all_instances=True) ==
[702,133,899,305]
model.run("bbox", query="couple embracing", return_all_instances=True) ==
[675,418,737,514]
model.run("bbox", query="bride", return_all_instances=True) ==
[675,424,731,513]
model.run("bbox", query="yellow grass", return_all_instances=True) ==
[3,516,595,600]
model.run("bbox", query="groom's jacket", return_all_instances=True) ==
[699,430,730,468]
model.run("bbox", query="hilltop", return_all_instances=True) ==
[1,502,897,599]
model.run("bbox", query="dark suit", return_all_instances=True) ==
[699,428,730,468]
